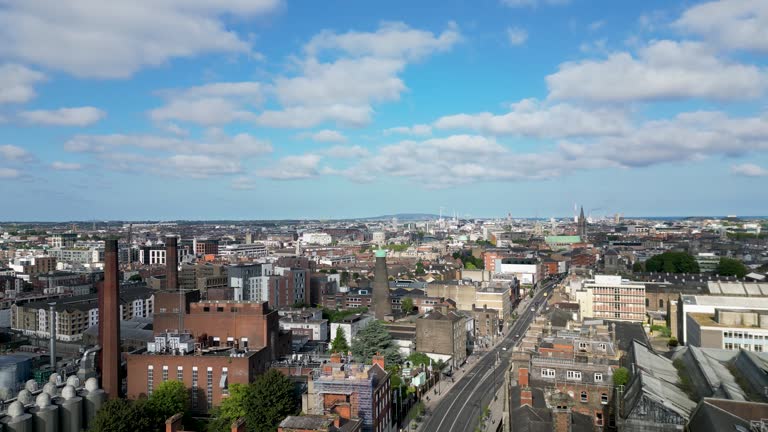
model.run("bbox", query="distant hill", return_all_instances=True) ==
[359,213,440,221]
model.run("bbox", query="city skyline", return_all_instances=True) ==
[1,0,767,220]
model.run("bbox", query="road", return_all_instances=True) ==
[421,280,556,432]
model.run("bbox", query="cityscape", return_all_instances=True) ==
[1,0,768,431]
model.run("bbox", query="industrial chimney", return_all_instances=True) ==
[373,250,391,320]
[99,239,120,398]
[165,236,178,291]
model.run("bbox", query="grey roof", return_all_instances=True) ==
[24,283,152,313]
[509,405,552,432]
[624,370,696,419]
[278,415,333,429]
[687,400,751,432]
[631,340,679,384]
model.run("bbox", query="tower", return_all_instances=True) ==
[373,250,391,320]
[100,239,121,398]
[577,207,587,239]
[165,236,178,290]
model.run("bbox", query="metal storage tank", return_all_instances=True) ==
[1,400,33,432]
[57,385,82,432]
[30,393,58,432]
[82,378,105,430]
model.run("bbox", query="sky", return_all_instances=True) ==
[0,0,767,221]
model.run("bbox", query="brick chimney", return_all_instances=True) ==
[165,236,178,291]
[553,409,570,432]
[372,353,385,370]
[332,402,352,421]
[520,389,533,407]
[518,367,529,387]
[100,239,120,399]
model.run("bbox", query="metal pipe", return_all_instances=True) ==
[49,303,56,370]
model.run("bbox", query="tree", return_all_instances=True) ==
[89,398,154,432]
[401,297,414,315]
[668,337,679,348]
[128,274,143,282]
[716,257,748,278]
[407,352,431,368]
[613,367,630,387]
[331,327,350,353]
[645,252,699,274]
[465,262,477,270]
[244,370,298,432]
[340,271,350,286]
[632,262,644,273]
[351,320,401,365]
[210,371,298,432]
[146,380,189,425]
[415,261,426,276]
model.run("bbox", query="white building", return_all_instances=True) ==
[678,294,768,345]
[228,263,274,302]
[300,232,333,245]
[330,314,373,348]
[372,231,386,245]
[219,243,268,258]
[575,275,646,322]
[495,260,538,285]
[279,317,328,341]
[48,248,103,264]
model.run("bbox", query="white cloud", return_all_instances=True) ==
[384,124,432,136]
[0,63,46,104]
[506,27,528,46]
[501,0,570,7]
[559,111,768,168]
[0,168,20,179]
[304,21,460,61]
[20,107,106,126]
[0,1,282,78]
[162,123,189,137]
[322,145,369,159]
[166,154,240,178]
[0,145,32,161]
[674,0,768,53]
[298,129,348,143]
[258,154,321,180]
[150,82,263,126]
[434,98,629,138]
[261,23,460,129]
[231,176,257,190]
[547,40,767,102]
[51,161,82,171]
[731,163,768,177]
[256,105,372,128]
[65,131,272,157]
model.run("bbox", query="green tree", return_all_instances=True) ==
[668,337,679,347]
[331,327,350,353]
[716,257,748,278]
[244,370,298,432]
[209,371,298,432]
[340,271,350,286]
[146,380,189,424]
[415,261,426,276]
[465,262,477,270]
[407,352,431,368]
[351,320,401,365]
[645,252,699,274]
[632,262,644,273]
[613,367,630,387]
[401,297,414,315]
[128,274,143,282]
[89,398,154,432]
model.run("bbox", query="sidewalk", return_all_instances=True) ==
[483,386,505,432]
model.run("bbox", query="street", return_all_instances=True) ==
[419,280,555,432]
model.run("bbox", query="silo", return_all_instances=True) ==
[1,401,33,432]
[82,378,105,429]
[57,385,81,432]
[30,393,58,432]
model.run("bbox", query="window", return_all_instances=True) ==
[578,342,587,350]
[580,391,588,403]
[216,307,224,312]
[192,367,199,410]
[598,343,607,351]
[162,365,168,382]
[566,370,582,381]
[645,298,649,307]
[659,299,664,308]
[725,343,733,349]
[756,345,763,352]
[206,368,214,409]
[541,368,556,378]
[177,366,183,381]
[596,413,604,426]
[594,373,603,382]
[147,365,154,396]
[203,306,210,312]
[601,393,608,405]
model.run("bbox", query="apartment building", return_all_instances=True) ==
[575,275,646,322]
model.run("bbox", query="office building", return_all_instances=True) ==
[575,275,646,322]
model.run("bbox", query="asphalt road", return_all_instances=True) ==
[421,280,556,432]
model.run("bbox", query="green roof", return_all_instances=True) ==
[544,235,581,244]
[375,249,388,258]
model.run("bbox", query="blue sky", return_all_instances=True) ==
[0,0,767,221]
